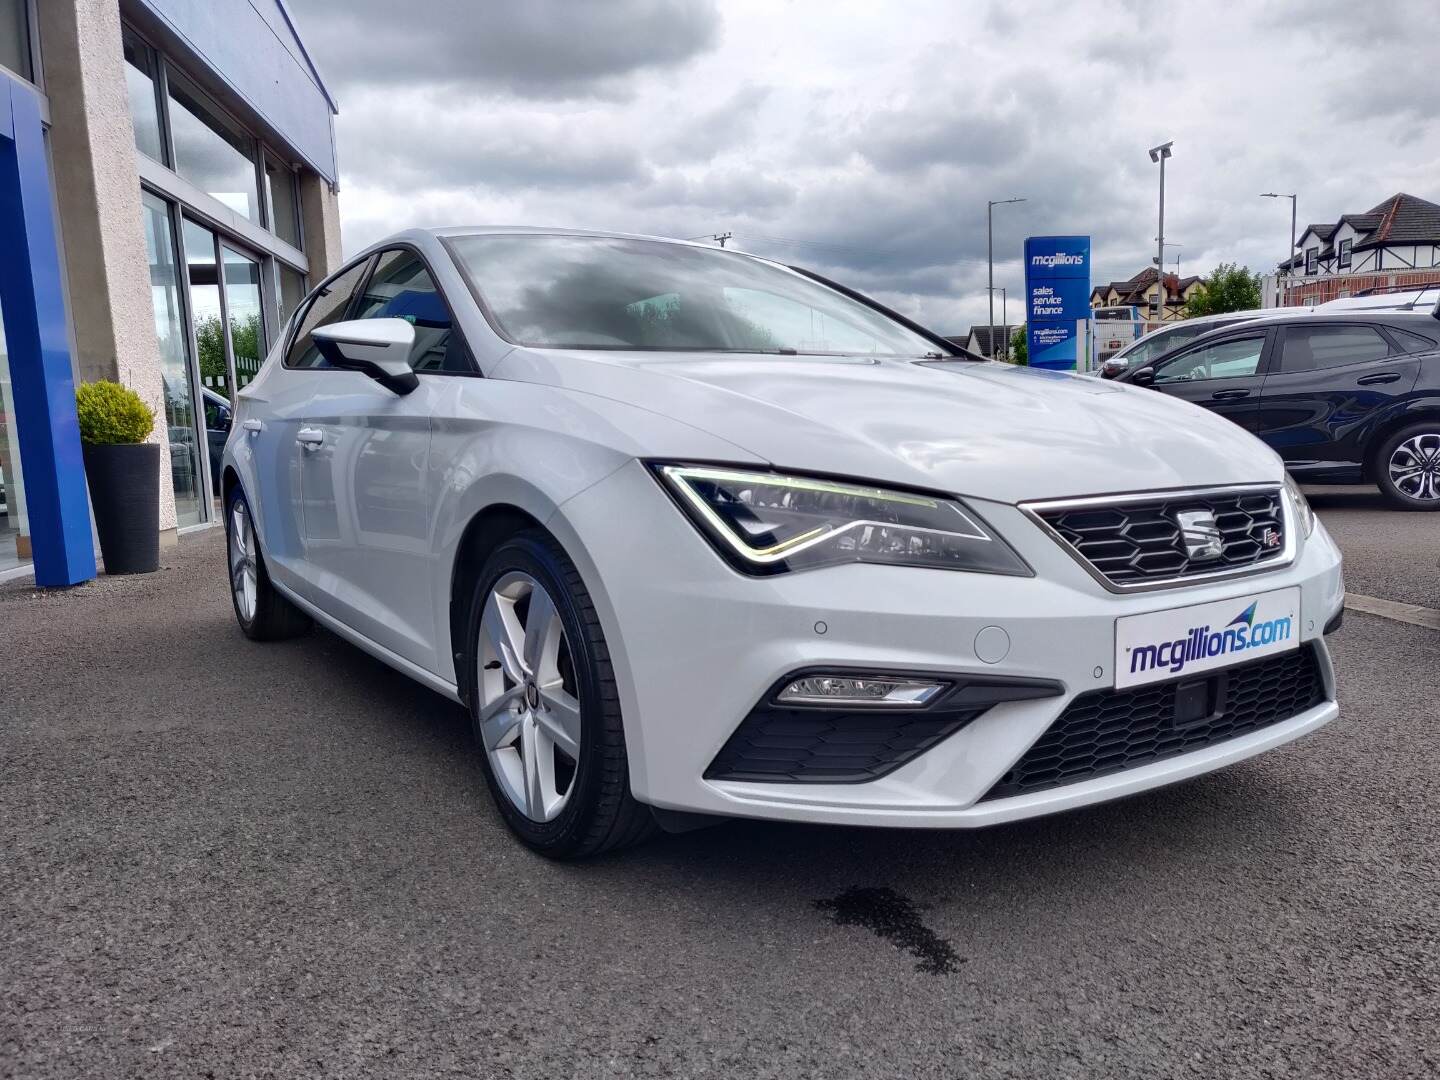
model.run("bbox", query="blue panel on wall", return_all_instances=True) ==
[132,0,338,182]
[0,77,97,585]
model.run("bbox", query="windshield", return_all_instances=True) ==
[446,233,944,357]
[1113,321,1221,366]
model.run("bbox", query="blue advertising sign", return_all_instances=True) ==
[1024,235,1091,370]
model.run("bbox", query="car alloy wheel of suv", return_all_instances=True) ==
[1377,424,1440,509]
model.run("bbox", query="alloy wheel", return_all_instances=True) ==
[1388,433,1440,502]
[229,500,258,621]
[476,571,583,822]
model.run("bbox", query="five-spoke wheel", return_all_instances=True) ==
[477,571,584,822]
[464,531,655,858]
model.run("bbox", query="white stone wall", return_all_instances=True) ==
[38,0,178,535]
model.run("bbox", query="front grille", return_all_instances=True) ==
[1029,488,1287,587]
[706,676,1063,784]
[981,645,1325,801]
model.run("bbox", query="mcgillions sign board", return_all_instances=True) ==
[1114,587,1300,689]
[1023,235,1091,370]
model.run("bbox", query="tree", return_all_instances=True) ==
[1008,326,1028,365]
[1184,263,1262,317]
[194,312,261,392]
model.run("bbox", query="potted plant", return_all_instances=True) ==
[75,380,160,574]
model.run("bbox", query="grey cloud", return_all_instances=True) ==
[293,0,721,99]
[310,0,1439,334]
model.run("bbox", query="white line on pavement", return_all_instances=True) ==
[1344,593,1440,632]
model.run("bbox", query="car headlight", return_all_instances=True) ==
[651,464,1031,576]
[1284,474,1316,538]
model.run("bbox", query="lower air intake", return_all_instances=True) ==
[981,645,1326,801]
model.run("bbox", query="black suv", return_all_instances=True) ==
[1114,311,1440,509]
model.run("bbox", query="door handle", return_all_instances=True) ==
[1210,388,1251,400]
[1357,372,1401,386]
[241,419,263,433]
[296,427,325,450]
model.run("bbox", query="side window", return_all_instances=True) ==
[284,258,372,369]
[352,250,473,372]
[1154,336,1265,384]
[1278,325,1391,373]
[1387,327,1437,355]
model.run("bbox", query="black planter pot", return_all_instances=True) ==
[83,442,160,575]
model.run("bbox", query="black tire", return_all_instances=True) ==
[224,486,313,640]
[463,530,656,859]
[1373,422,1440,511]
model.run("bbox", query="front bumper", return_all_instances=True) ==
[554,461,1345,829]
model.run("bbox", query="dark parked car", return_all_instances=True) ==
[1114,311,1440,509]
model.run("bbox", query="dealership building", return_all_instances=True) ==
[0,0,341,585]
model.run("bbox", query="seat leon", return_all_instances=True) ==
[222,228,1345,858]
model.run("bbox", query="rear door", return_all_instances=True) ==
[1146,330,1271,431]
[1254,321,1423,473]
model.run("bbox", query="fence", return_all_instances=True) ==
[200,353,264,397]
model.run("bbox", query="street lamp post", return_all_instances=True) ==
[987,197,1026,360]
[1148,142,1173,325]
[1261,192,1297,306]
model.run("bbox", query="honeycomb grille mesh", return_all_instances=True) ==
[1034,490,1286,585]
[981,645,1325,801]
[705,707,986,783]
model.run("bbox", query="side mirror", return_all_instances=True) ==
[1131,366,1156,386]
[215,404,232,432]
[313,318,419,395]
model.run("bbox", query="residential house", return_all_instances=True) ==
[1089,268,1202,323]
[1275,192,1440,306]
[951,325,1021,360]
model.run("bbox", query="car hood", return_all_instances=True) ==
[496,350,1284,503]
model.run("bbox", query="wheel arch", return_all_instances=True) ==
[447,502,549,701]
[1362,401,1440,480]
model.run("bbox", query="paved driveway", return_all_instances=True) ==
[2,495,1437,1079]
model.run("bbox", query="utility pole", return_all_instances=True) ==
[1260,193,1297,306]
[1148,142,1173,324]
[1001,287,1008,360]
[987,198,1026,362]
[714,232,732,248]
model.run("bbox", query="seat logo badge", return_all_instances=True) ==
[1175,510,1223,561]
[1261,527,1282,549]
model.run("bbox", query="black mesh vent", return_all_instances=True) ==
[707,677,1063,784]
[705,708,985,783]
[1034,489,1286,585]
[981,645,1325,801]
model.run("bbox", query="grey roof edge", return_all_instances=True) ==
[272,0,339,114]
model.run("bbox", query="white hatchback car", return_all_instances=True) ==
[223,228,1345,858]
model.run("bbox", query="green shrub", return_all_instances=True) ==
[75,380,154,445]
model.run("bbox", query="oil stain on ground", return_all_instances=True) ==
[815,886,962,975]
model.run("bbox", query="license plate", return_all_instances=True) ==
[1114,587,1300,689]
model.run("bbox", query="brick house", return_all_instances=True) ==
[1276,192,1440,306]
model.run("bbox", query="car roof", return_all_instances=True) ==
[1189,310,1440,334]
[395,224,733,252]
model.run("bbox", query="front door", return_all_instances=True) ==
[297,377,435,670]
[295,248,473,673]
[1147,331,1271,431]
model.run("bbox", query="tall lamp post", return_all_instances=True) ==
[988,197,1026,359]
[1148,142,1173,325]
[1261,192,1297,306]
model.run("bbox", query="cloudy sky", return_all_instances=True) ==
[288,0,1439,335]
